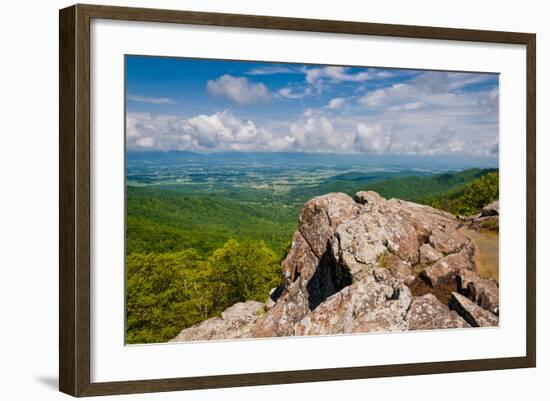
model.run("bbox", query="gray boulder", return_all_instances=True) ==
[481,201,499,217]
[457,269,499,315]
[420,249,475,287]
[449,292,498,327]
[406,294,469,330]
[170,301,265,342]
[171,191,495,342]
[419,243,444,265]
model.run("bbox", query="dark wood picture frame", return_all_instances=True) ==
[59,3,536,397]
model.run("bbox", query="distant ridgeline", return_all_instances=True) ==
[125,167,498,344]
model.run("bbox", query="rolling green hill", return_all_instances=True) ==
[127,187,297,258]
[367,168,496,201]
[127,168,497,259]
[125,167,498,343]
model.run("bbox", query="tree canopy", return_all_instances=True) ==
[125,240,282,344]
[423,172,499,216]
[125,169,499,344]
[208,239,281,311]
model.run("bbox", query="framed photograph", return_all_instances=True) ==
[59,4,536,397]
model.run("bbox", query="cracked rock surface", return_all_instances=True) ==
[172,192,499,341]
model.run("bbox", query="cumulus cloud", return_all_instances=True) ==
[304,66,371,84]
[354,123,390,153]
[415,72,493,93]
[127,106,498,157]
[278,86,313,99]
[327,97,346,109]
[127,94,176,104]
[387,101,424,112]
[358,89,388,106]
[135,137,155,148]
[246,65,300,75]
[127,111,295,152]
[206,75,271,104]
[290,110,340,152]
[374,70,395,79]
[395,127,465,155]
[127,110,352,153]
[127,70,499,158]
[358,72,497,112]
[352,123,472,156]
[351,71,499,157]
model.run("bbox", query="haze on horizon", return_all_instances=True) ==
[125,56,499,160]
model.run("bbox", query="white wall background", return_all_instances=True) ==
[0,0,545,399]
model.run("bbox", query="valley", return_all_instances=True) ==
[125,151,499,344]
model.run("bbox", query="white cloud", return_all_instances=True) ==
[127,94,176,104]
[357,73,497,113]
[127,110,352,153]
[389,127,465,156]
[126,111,295,152]
[304,66,371,84]
[354,123,390,153]
[388,101,424,112]
[286,109,356,152]
[415,72,494,93]
[127,69,499,158]
[358,89,388,106]
[187,112,259,148]
[246,66,299,75]
[374,71,395,79]
[290,110,338,151]
[127,106,498,157]
[327,97,346,109]
[350,71,498,157]
[277,86,313,99]
[206,75,271,105]
[352,123,472,156]
[135,137,155,148]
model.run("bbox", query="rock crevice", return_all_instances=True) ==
[172,193,499,341]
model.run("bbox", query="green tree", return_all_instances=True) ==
[455,172,499,215]
[208,239,281,311]
[125,249,210,344]
[417,171,499,216]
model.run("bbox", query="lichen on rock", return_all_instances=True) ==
[171,193,500,341]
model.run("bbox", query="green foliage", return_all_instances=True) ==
[126,186,297,258]
[208,239,281,311]
[367,168,495,201]
[480,218,499,232]
[126,169,497,260]
[419,172,499,216]
[125,168,499,344]
[455,172,499,215]
[125,250,209,344]
[377,251,389,268]
[125,240,282,344]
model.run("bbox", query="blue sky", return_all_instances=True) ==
[126,55,499,158]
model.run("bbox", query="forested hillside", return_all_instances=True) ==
[126,168,498,344]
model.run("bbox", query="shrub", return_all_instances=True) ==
[208,239,281,311]
[125,249,209,344]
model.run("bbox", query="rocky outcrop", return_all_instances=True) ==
[456,269,499,315]
[464,201,499,231]
[419,244,443,265]
[449,292,499,327]
[420,249,475,286]
[294,273,412,335]
[170,301,265,342]
[386,254,415,286]
[406,294,469,330]
[481,201,499,217]
[172,193,500,341]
